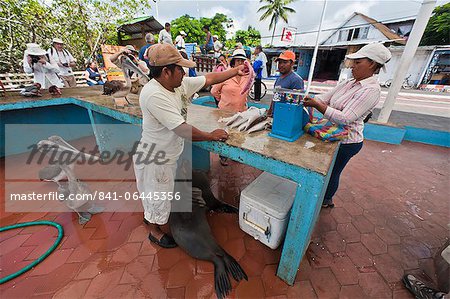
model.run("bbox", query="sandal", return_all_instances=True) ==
[321,203,335,208]
[148,233,178,248]
[402,274,445,299]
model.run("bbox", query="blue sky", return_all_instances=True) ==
[148,0,448,45]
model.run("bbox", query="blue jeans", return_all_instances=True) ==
[87,80,104,86]
[323,142,363,204]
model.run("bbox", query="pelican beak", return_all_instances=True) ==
[121,56,150,81]
[36,140,100,162]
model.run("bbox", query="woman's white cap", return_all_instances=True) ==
[346,43,392,65]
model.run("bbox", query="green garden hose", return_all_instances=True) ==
[0,220,64,284]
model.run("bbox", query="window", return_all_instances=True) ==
[338,30,348,42]
[339,26,370,42]
[361,26,369,39]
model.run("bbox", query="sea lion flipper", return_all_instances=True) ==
[213,260,231,299]
[224,253,248,282]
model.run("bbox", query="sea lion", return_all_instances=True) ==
[169,164,247,299]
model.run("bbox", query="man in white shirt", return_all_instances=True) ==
[175,31,186,50]
[23,43,64,89]
[213,35,222,58]
[136,43,249,248]
[254,45,268,78]
[48,38,77,87]
[159,23,174,46]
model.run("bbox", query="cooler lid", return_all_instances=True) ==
[241,172,297,219]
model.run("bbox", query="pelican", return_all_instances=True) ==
[102,55,150,108]
[36,136,103,224]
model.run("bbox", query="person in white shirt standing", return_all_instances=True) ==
[159,23,174,46]
[48,38,77,87]
[213,35,222,58]
[175,31,186,50]
[135,43,250,248]
[23,43,64,89]
[254,45,268,79]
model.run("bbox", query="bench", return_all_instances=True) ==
[0,70,107,91]
[192,55,216,73]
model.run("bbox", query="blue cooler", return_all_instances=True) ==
[269,102,306,142]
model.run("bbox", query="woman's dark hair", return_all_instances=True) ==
[203,25,209,31]
[149,64,177,78]
[368,58,383,73]
[86,60,96,69]
[165,22,170,27]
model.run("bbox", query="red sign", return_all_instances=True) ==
[281,27,296,44]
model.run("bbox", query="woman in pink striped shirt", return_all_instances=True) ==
[304,43,391,208]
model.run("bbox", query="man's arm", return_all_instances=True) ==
[110,49,128,64]
[173,123,228,142]
[204,65,247,87]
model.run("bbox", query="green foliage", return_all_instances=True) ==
[234,26,262,47]
[420,3,450,46]
[171,15,203,44]
[170,13,230,45]
[0,0,147,72]
[258,0,297,45]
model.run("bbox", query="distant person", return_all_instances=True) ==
[159,23,174,46]
[200,25,214,55]
[23,43,64,89]
[303,43,392,208]
[252,45,268,101]
[211,49,250,166]
[175,31,187,50]
[254,45,268,78]
[211,49,250,113]
[213,35,223,58]
[268,50,304,115]
[48,38,77,87]
[139,33,155,68]
[85,60,104,86]
[213,54,228,73]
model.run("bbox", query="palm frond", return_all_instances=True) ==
[260,9,274,21]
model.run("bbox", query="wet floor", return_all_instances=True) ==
[0,136,449,298]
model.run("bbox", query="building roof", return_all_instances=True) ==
[355,12,406,45]
[117,16,163,35]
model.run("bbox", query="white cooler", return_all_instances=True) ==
[239,172,298,249]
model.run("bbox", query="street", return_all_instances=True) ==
[263,80,450,118]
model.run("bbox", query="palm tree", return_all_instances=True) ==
[258,0,297,46]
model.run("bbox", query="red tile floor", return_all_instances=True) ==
[0,138,449,298]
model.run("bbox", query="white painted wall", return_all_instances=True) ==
[377,47,433,86]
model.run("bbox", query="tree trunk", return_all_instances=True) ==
[271,22,277,46]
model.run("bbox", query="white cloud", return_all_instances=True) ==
[200,6,233,18]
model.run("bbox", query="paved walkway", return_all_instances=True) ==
[0,137,449,298]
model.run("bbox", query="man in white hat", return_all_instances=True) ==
[303,43,392,209]
[135,43,250,248]
[48,38,77,87]
[213,35,222,58]
[23,43,64,89]
[175,30,187,50]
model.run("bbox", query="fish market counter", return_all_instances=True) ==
[0,87,339,285]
